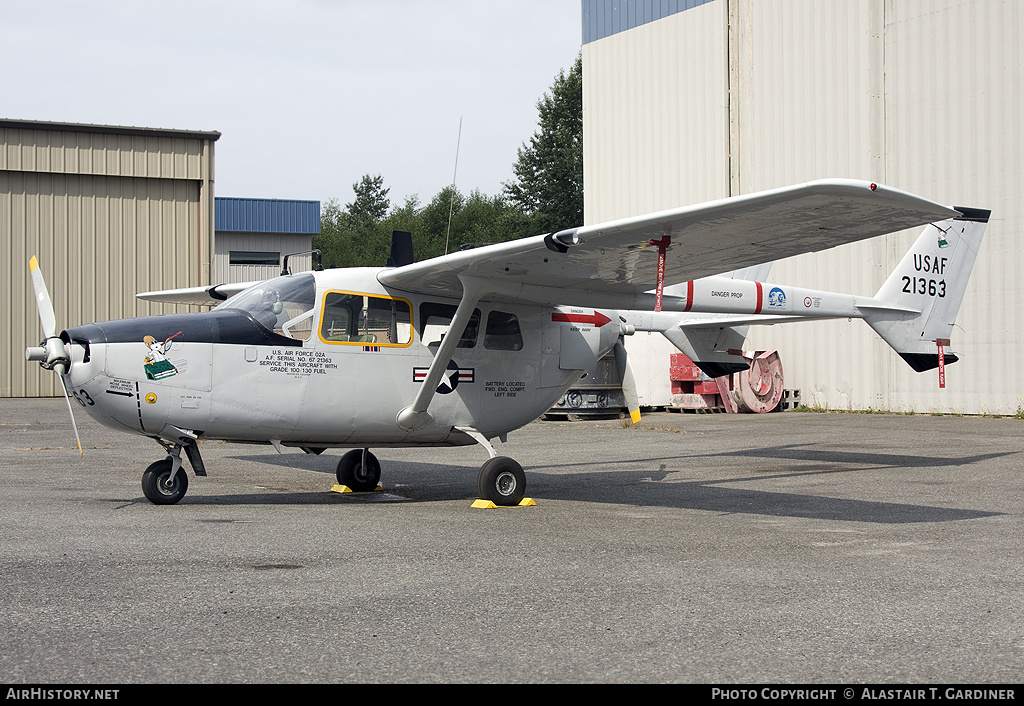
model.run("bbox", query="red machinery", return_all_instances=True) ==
[670,351,791,413]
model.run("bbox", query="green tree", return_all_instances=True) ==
[346,174,390,226]
[504,54,583,234]
[316,175,396,268]
[316,179,536,267]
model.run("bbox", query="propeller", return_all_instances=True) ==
[25,257,82,456]
[613,325,642,424]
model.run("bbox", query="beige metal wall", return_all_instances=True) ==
[583,1,731,222]
[213,233,313,283]
[583,0,1023,415]
[2,122,218,397]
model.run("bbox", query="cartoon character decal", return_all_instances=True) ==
[143,332,182,380]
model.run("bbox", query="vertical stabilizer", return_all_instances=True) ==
[862,208,989,371]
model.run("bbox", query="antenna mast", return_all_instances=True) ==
[444,117,462,255]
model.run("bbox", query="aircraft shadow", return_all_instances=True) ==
[170,445,1011,524]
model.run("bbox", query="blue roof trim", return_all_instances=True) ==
[215,197,320,234]
[582,0,716,44]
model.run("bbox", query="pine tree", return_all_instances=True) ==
[503,55,583,234]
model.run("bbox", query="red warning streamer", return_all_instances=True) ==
[650,236,671,312]
[937,339,948,389]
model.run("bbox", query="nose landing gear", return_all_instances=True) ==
[141,458,188,505]
[141,439,204,505]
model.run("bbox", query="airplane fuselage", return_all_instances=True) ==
[60,268,622,450]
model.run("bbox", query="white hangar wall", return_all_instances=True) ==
[582,0,1023,414]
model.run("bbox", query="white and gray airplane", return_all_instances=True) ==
[26,180,988,506]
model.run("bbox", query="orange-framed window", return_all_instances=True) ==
[318,291,413,347]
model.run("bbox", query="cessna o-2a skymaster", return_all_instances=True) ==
[26,180,987,507]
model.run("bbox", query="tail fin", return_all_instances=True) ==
[862,208,989,371]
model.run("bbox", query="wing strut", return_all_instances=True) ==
[397,275,486,431]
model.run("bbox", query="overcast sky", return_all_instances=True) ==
[2,0,582,208]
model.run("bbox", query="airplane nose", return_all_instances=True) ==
[59,327,101,385]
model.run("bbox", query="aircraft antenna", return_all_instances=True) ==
[444,117,462,255]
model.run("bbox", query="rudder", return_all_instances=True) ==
[864,208,989,371]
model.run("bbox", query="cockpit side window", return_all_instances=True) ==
[220,274,316,342]
[319,291,412,346]
[418,302,480,348]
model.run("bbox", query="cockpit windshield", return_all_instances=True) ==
[219,273,316,341]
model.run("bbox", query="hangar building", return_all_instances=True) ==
[214,197,318,283]
[582,0,1022,415]
[2,119,319,398]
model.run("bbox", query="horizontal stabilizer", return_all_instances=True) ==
[900,351,959,373]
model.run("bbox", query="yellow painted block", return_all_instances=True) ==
[331,484,384,494]
[471,497,537,508]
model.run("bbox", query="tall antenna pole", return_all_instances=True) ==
[444,117,462,255]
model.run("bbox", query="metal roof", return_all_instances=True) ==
[0,118,221,141]
[215,197,320,234]
[582,0,715,44]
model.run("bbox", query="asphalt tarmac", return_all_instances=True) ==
[1,398,1021,684]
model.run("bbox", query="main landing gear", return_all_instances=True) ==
[336,445,527,506]
[336,449,382,492]
[477,456,526,506]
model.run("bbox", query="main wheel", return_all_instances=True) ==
[336,449,381,492]
[141,458,188,505]
[477,456,526,506]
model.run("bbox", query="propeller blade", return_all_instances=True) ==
[614,340,642,424]
[29,256,58,339]
[27,256,70,374]
[58,375,83,458]
[28,257,81,455]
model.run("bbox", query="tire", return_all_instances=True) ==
[141,458,188,505]
[477,456,526,506]
[336,449,381,492]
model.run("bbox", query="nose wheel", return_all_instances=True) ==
[141,458,189,505]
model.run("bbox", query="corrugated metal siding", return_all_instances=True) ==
[582,0,715,44]
[876,0,1024,414]
[583,1,730,224]
[583,0,1024,414]
[215,197,320,234]
[1,126,207,181]
[727,0,892,411]
[3,171,204,397]
[3,121,216,397]
[213,232,314,283]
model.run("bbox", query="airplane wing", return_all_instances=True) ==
[136,281,261,306]
[379,179,959,308]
